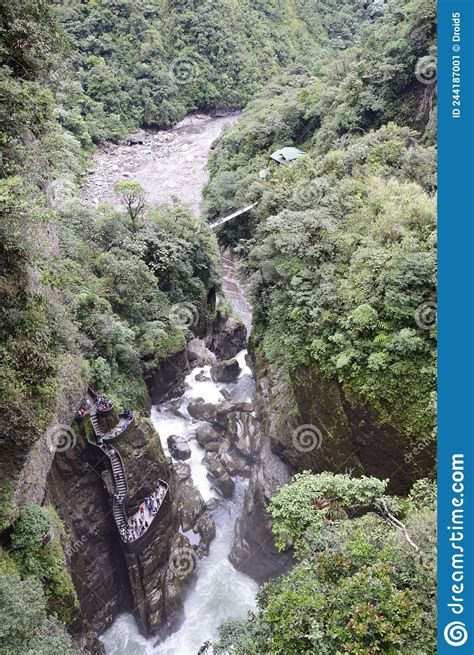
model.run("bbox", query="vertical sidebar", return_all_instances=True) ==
[438,0,474,653]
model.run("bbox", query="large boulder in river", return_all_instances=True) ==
[174,461,191,481]
[204,456,235,498]
[175,478,205,531]
[195,425,222,446]
[225,412,262,459]
[219,447,251,477]
[187,338,216,367]
[194,512,216,557]
[123,129,147,145]
[206,313,247,360]
[210,358,241,383]
[187,400,216,422]
[167,435,191,461]
[187,399,253,426]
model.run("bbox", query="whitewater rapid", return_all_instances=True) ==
[101,351,258,654]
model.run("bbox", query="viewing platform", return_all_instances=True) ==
[76,390,169,553]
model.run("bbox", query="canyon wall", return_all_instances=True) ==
[0,309,245,652]
[229,340,436,587]
[251,347,435,493]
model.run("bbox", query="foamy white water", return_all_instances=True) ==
[101,352,258,655]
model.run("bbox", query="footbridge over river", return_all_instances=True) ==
[209,203,257,229]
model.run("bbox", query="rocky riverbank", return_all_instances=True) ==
[82,114,238,216]
[48,113,298,652]
[46,307,249,645]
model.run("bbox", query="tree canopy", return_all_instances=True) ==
[203,0,437,445]
[215,475,436,655]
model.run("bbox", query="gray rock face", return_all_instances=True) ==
[204,456,236,498]
[218,446,251,477]
[147,350,189,404]
[187,339,216,367]
[225,412,261,459]
[194,512,216,557]
[174,461,191,481]
[251,343,431,494]
[230,439,294,583]
[206,312,247,360]
[134,530,195,633]
[46,413,214,640]
[126,460,216,634]
[5,354,87,520]
[167,435,192,461]
[195,425,222,446]
[210,358,241,383]
[113,418,216,634]
[175,478,206,532]
[46,432,131,635]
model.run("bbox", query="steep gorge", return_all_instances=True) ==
[0,0,437,652]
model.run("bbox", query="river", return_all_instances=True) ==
[83,113,238,215]
[85,115,259,654]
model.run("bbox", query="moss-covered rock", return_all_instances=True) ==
[252,347,435,494]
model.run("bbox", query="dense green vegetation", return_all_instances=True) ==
[56,198,219,411]
[0,572,80,654]
[0,505,80,654]
[1,0,437,652]
[0,3,220,643]
[1,0,349,443]
[2,182,219,444]
[215,474,436,654]
[208,4,437,647]
[1,0,73,442]
[9,505,80,624]
[0,1,221,445]
[53,0,341,144]
[204,0,437,443]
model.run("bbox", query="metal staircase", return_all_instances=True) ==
[90,412,103,437]
[83,392,169,549]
